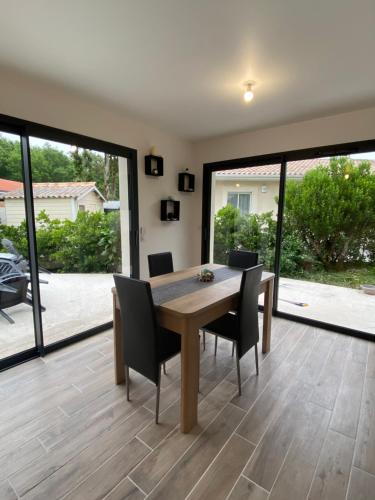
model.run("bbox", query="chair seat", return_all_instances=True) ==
[203,313,239,342]
[158,327,181,362]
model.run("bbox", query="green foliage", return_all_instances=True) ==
[0,134,119,199]
[0,211,121,273]
[284,157,375,269]
[213,205,277,271]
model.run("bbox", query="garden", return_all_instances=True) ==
[214,157,375,288]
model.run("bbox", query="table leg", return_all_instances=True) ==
[113,296,125,384]
[180,325,200,433]
[262,278,274,353]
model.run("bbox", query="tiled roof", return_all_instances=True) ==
[3,182,103,200]
[0,179,23,192]
[216,158,375,177]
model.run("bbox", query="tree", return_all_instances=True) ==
[284,157,375,269]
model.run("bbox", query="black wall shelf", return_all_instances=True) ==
[161,199,180,221]
[178,171,195,192]
[145,155,163,176]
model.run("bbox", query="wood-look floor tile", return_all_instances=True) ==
[346,467,375,500]
[0,438,46,482]
[354,376,375,475]
[11,407,152,499]
[308,430,355,500]
[130,381,238,493]
[104,477,145,500]
[0,480,17,500]
[350,338,369,364]
[330,357,366,438]
[243,398,306,491]
[146,404,245,500]
[309,335,350,410]
[63,438,149,500]
[187,434,255,500]
[269,402,331,500]
[297,332,336,385]
[227,477,269,500]
[237,364,311,445]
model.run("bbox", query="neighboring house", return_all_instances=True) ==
[0,178,23,224]
[3,182,105,226]
[214,158,375,216]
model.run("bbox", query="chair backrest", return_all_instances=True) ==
[237,264,263,358]
[148,252,174,278]
[228,250,258,269]
[113,274,160,384]
[0,275,28,309]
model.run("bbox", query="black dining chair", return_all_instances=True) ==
[228,249,258,269]
[113,274,181,423]
[148,252,174,278]
[204,249,259,355]
[203,264,263,396]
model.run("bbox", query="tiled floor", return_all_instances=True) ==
[0,316,374,499]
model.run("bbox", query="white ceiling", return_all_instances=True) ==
[0,0,374,140]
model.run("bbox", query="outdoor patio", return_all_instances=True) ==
[1,273,374,360]
[0,273,114,359]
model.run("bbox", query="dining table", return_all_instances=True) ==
[112,263,275,433]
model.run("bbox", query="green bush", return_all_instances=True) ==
[0,210,121,273]
[213,204,318,275]
[284,157,375,269]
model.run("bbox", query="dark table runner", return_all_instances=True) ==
[152,266,242,306]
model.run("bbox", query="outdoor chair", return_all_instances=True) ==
[203,264,263,395]
[0,272,32,324]
[113,274,181,423]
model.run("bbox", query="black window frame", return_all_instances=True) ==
[202,139,375,342]
[0,113,139,370]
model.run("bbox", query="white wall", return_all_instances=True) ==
[193,106,375,164]
[0,68,201,277]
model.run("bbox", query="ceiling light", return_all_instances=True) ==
[243,81,255,103]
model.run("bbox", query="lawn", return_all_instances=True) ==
[285,264,375,289]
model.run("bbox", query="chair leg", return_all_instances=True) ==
[214,335,218,356]
[0,309,15,324]
[255,343,259,376]
[203,331,206,351]
[125,365,130,401]
[155,364,162,424]
[163,362,167,375]
[236,342,241,396]
[232,342,235,357]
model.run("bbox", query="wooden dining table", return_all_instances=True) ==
[112,264,275,433]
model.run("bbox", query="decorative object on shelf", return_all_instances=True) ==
[197,268,215,282]
[178,168,195,192]
[145,147,163,176]
[161,199,180,221]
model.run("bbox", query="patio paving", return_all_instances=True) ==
[0,273,114,359]
[0,273,373,360]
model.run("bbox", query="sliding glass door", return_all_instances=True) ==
[27,136,134,346]
[204,145,375,339]
[0,129,37,360]
[0,115,138,369]
[278,154,375,335]
[209,163,281,304]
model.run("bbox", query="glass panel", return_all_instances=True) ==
[238,193,251,215]
[278,154,375,335]
[28,137,131,345]
[0,131,36,358]
[211,164,281,273]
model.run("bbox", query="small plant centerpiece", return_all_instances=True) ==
[197,268,215,282]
